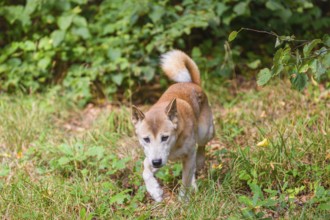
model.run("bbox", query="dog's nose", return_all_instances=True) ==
[152,159,162,168]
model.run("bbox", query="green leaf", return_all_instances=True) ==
[257,68,271,86]
[72,27,91,39]
[260,198,277,207]
[192,47,202,58]
[37,57,51,70]
[111,74,124,86]
[299,64,309,73]
[271,64,284,76]
[234,2,250,15]
[57,15,74,30]
[291,73,308,91]
[23,41,36,51]
[216,2,229,16]
[107,48,122,61]
[303,39,321,58]
[273,48,283,64]
[0,166,10,177]
[266,1,284,11]
[228,31,238,42]
[51,30,65,47]
[323,34,330,47]
[318,202,330,211]
[275,37,282,48]
[110,190,131,205]
[315,186,326,198]
[58,144,74,156]
[321,51,330,68]
[249,183,264,206]
[247,59,261,69]
[142,66,155,82]
[86,146,105,160]
[38,37,52,50]
[71,0,88,5]
[73,15,87,27]
[278,8,292,22]
[238,196,253,208]
[58,157,71,165]
[310,59,326,81]
[112,158,128,170]
[149,5,164,23]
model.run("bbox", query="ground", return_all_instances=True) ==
[0,81,329,219]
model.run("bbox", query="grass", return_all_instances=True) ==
[0,82,329,219]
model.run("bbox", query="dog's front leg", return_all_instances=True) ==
[180,151,197,199]
[143,158,163,202]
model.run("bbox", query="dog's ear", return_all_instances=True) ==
[165,98,178,127]
[132,105,145,125]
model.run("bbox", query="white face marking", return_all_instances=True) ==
[134,119,177,168]
[140,134,176,168]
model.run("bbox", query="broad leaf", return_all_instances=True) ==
[86,146,105,160]
[107,48,121,61]
[37,57,51,70]
[247,59,261,69]
[310,59,326,81]
[303,39,321,58]
[257,68,271,86]
[51,30,65,47]
[291,73,308,91]
[72,27,91,39]
[275,37,282,48]
[234,2,250,15]
[57,15,74,30]
[73,15,87,27]
[58,157,71,165]
[228,31,238,42]
[111,74,124,86]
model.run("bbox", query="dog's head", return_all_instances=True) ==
[131,99,178,168]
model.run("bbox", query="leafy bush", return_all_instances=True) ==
[0,0,329,104]
[230,29,330,91]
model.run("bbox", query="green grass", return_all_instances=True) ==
[0,82,329,219]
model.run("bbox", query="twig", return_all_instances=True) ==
[239,28,309,42]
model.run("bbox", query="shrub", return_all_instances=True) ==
[0,0,329,104]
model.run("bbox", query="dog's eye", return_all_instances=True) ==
[143,137,150,143]
[161,135,169,142]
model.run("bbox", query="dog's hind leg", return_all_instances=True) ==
[196,145,206,171]
[196,99,215,171]
[143,158,163,202]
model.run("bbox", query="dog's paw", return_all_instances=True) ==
[178,188,190,202]
[150,188,163,202]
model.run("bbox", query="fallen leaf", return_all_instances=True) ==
[16,151,23,159]
[260,111,267,118]
[257,138,269,147]
[212,163,223,170]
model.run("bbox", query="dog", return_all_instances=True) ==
[131,50,214,202]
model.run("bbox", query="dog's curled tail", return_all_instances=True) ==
[160,50,201,85]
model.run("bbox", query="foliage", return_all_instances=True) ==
[0,0,329,104]
[230,29,330,91]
